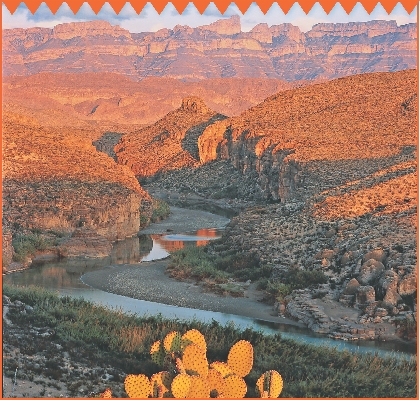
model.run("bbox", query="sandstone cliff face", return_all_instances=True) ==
[115,97,226,177]
[2,114,151,242]
[3,18,416,81]
[197,70,417,201]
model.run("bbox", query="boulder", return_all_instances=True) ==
[343,278,360,295]
[398,272,417,296]
[362,248,387,264]
[378,270,401,306]
[358,259,385,285]
[354,285,376,309]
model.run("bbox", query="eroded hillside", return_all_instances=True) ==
[3,73,296,126]
[115,97,227,177]
[2,110,151,267]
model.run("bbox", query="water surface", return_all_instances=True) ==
[3,229,416,359]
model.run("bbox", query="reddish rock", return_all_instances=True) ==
[355,286,376,309]
[58,227,113,258]
[378,270,401,307]
[2,19,416,81]
[398,272,417,296]
[115,97,226,178]
[199,16,241,36]
[362,248,387,264]
[343,278,360,295]
[358,259,385,285]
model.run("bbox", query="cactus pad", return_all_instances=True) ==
[207,369,226,397]
[186,375,211,398]
[227,340,254,377]
[124,374,152,398]
[210,361,234,378]
[223,375,248,398]
[256,370,283,398]
[164,331,183,353]
[183,343,208,378]
[171,373,192,398]
[150,340,165,366]
[99,388,112,398]
[150,371,172,398]
[182,329,207,352]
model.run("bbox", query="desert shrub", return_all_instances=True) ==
[169,246,265,283]
[281,266,328,290]
[12,233,53,262]
[150,199,170,223]
[211,185,238,199]
[265,282,292,304]
[396,318,417,340]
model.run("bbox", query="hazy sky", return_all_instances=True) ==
[2,2,417,33]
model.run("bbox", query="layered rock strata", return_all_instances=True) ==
[3,18,416,82]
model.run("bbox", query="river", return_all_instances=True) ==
[3,208,416,360]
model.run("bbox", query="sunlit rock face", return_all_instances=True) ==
[3,18,416,81]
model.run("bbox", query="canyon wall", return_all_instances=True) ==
[3,18,416,82]
[197,70,417,201]
[2,114,151,245]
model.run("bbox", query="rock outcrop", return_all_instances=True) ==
[58,227,113,258]
[115,97,227,177]
[3,18,416,82]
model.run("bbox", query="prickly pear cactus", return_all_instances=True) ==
[187,375,211,398]
[223,375,248,398]
[124,374,152,398]
[99,388,112,398]
[163,331,183,353]
[227,339,254,377]
[256,370,284,398]
[120,328,283,398]
[171,373,191,398]
[150,340,165,367]
[207,369,225,397]
[209,361,234,378]
[182,328,207,352]
[183,343,208,378]
[150,371,171,398]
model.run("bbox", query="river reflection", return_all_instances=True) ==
[3,229,223,288]
[140,228,223,261]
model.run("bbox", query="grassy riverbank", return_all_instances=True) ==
[3,284,417,398]
[168,245,328,301]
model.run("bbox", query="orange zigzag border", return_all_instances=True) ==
[3,0,419,16]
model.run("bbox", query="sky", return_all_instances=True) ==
[2,2,417,33]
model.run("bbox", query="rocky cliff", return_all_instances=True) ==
[115,97,226,177]
[3,18,416,82]
[2,112,151,245]
[197,69,417,201]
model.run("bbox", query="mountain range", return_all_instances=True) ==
[3,17,416,81]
